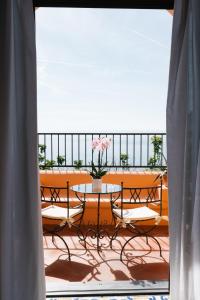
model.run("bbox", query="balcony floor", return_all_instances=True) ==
[44,225,169,291]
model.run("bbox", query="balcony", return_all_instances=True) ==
[40,132,169,295]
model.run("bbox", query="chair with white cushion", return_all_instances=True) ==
[41,182,85,260]
[110,180,163,261]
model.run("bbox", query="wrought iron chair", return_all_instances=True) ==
[41,182,85,260]
[110,179,164,261]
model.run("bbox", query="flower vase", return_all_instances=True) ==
[92,178,102,192]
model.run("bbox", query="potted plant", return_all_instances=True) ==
[74,159,83,170]
[120,153,129,169]
[89,137,111,190]
[148,136,168,186]
[148,136,163,168]
[57,155,65,169]
[38,144,56,170]
[154,154,168,186]
[159,153,168,186]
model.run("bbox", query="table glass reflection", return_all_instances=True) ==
[71,183,121,194]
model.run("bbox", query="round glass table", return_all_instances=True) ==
[71,183,122,251]
[71,183,121,195]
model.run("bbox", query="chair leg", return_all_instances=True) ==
[120,234,163,262]
[149,236,163,258]
[72,223,87,249]
[43,224,71,261]
[110,224,122,249]
[73,210,87,243]
[52,232,71,261]
[134,226,163,258]
[120,234,140,261]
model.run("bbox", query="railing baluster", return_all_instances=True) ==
[119,134,122,167]
[140,134,142,166]
[105,133,108,166]
[44,134,46,164]
[58,134,59,166]
[112,134,114,166]
[71,134,73,166]
[147,134,149,166]
[78,134,80,161]
[51,134,53,163]
[91,134,94,166]
[85,134,87,167]
[133,134,135,167]
[161,134,164,166]
[126,134,128,168]
[64,134,66,166]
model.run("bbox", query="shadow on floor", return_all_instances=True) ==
[44,225,169,283]
[45,259,97,281]
[128,262,169,280]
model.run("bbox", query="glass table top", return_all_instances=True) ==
[71,183,121,194]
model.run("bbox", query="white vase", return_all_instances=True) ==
[92,178,102,192]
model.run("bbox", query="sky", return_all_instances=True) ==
[36,8,172,133]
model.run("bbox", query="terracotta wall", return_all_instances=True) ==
[40,170,168,226]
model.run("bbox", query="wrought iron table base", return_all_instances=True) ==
[72,184,121,253]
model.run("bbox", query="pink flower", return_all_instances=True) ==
[91,137,101,150]
[101,137,111,149]
[96,141,105,151]
[92,137,111,152]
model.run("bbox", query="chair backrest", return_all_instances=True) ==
[40,182,85,222]
[112,179,163,216]
[40,182,69,205]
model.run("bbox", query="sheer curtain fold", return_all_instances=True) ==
[0,1,45,299]
[167,0,200,299]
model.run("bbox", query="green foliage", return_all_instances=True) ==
[38,144,46,166]
[38,144,56,170]
[148,136,168,182]
[148,136,163,169]
[151,136,162,153]
[148,157,158,167]
[57,155,65,166]
[120,153,129,167]
[39,159,56,170]
[89,162,107,179]
[38,154,45,163]
[89,149,108,179]
[43,159,56,169]
[38,144,46,153]
[74,160,83,170]
[38,144,46,162]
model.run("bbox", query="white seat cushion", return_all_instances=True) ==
[113,206,159,221]
[42,205,83,220]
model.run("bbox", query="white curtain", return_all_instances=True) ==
[167,0,200,299]
[0,1,45,299]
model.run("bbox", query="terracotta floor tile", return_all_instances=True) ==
[44,226,169,285]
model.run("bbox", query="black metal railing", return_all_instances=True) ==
[38,132,167,170]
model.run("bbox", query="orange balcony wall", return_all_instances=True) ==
[40,170,168,226]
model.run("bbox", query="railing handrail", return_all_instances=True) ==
[38,132,166,135]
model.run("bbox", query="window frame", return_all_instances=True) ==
[33,0,174,10]
[35,2,171,296]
